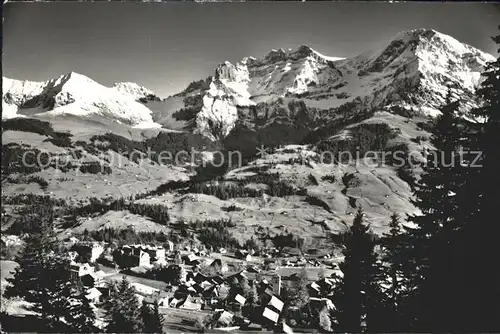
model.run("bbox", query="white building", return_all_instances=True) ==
[70,263,94,279]
[130,282,160,296]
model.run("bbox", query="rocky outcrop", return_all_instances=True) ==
[159,28,494,139]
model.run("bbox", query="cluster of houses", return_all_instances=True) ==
[112,244,173,268]
[62,236,340,331]
[174,265,336,330]
[69,262,108,304]
[123,261,291,329]
[66,241,109,305]
[67,240,105,263]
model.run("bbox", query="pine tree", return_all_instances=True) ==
[4,219,72,331]
[150,300,165,333]
[68,291,97,333]
[462,26,500,331]
[141,300,153,332]
[333,207,383,333]
[247,281,259,307]
[45,258,75,329]
[380,213,404,302]
[378,212,412,331]
[141,300,164,333]
[288,268,310,310]
[104,277,143,333]
[174,252,182,265]
[243,281,260,319]
[318,307,332,333]
[405,95,469,331]
[240,276,251,298]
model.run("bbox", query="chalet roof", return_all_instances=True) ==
[276,266,327,281]
[281,247,301,256]
[199,280,213,289]
[169,297,182,308]
[268,295,284,312]
[70,262,93,273]
[193,272,208,283]
[234,294,246,306]
[309,297,336,311]
[262,307,279,323]
[212,275,225,285]
[246,265,261,273]
[227,270,247,282]
[276,322,294,334]
[184,253,198,262]
[193,284,205,294]
[69,264,80,271]
[93,270,106,278]
[130,282,160,295]
[202,285,218,297]
[179,295,202,310]
[214,310,234,326]
[210,258,223,267]
[85,288,102,300]
[310,282,321,292]
[319,277,335,286]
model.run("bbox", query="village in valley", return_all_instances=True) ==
[3,2,500,333]
[54,236,340,332]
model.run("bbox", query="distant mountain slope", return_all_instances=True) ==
[154,28,493,139]
[2,73,160,128]
[112,82,157,100]
[1,28,495,241]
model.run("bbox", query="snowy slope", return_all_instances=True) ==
[338,28,495,113]
[157,29,494,139]
[2,29,494,136]
[112,82,156,100]
[2,72,160,128]
[2,77,47,118]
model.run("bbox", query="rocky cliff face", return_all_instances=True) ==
[3,29,493,137]
[112,82,157,101]
[2,28,496,240]
[158,29,494,139]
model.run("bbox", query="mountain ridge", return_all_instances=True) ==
[153,28,494,139]
[2,72,161,128]
[2,28,496,241]
[2,29,494,137]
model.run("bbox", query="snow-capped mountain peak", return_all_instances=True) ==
[257,44,343,65]
[157,29,495,139]
[2,77,46,105]
[113,82,156,100]
[3,29,495,136]
[357,28,494,70]
[2,73,160,128]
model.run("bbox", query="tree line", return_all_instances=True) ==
[323,31,500,332]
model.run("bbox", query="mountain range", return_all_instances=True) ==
[1,28,495,241]
[3,29,493,137]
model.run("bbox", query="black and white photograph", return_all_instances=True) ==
[1,1,500,333]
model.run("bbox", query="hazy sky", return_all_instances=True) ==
[3,2,499,97]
